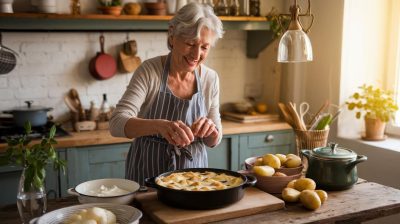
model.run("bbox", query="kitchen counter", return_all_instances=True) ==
[0,120,291,153]
[1,180,400,224]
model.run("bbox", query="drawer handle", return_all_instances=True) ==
[265,135,274,143]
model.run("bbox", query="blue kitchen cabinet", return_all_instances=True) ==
[60,143,130,197]
[207,135,239,171]
[238,130,295,170]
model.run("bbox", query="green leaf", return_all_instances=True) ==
[49,125,56,139]
[24,122,32,134]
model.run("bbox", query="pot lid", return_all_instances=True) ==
[312,142,357,160]
[12,101,52,112]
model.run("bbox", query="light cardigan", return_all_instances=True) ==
[109,55,223,146]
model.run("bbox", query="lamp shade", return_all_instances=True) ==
[277,29,313,63]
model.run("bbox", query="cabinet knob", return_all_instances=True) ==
[265,135,274,143]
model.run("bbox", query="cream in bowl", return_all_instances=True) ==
[68,178,140,205]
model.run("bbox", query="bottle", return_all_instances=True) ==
[230,0,240,16]
[100,94,110,114]
[215,0,229,16]
[71,0,81,15]
[89,101,100,121]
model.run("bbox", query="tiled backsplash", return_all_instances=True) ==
[0,31,266,121]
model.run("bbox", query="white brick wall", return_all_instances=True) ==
[0,31,275,121]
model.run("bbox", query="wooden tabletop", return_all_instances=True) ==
[0,120,291,152]
[1,180,400,224]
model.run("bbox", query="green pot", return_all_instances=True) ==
[301,143,367,190]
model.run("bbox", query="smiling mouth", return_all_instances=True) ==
[185,57,198,66]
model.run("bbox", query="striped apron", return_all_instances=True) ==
[125,54,208,185]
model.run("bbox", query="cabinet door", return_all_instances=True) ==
[207,135,239,171]
[238,130,295,170]
[62,143,130,196]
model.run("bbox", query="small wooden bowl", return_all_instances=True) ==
[245,156,304,176]
[98,6,123,16]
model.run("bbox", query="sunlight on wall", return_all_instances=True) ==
[339,0,391,137]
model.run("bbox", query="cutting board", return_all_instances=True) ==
[135,187,284,224]
[222,111,280,123]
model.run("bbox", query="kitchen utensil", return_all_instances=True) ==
[135,187,284,224]
[119,40,141,73]
[3,101,52,127]
[67,178,140,204]
[63,95,78,113]
[222,111,279,123]
[308,100,330,126]
[301,143,367,190]
[244,156,304,176]
[31,203,142,224]
[287,102,306,131]
[278,102,295,127]
[145,168,257,209]
[298,102,309,127]
[89,34,117,80]
[69,88,86,121]
[0,33,17,75]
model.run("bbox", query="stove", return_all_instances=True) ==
[0,121,70,143]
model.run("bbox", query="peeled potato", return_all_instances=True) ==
[273,172,287,177]
[254,157,264,166]
[282,187,301,202]
[253,165,275,177]
[287,179,297,188]
[275,154,287,164]
[300,190,321,210]
[262,154,281,168]
[315,189,328,204]
[294,178,316,191]
[285,156,302,168]
[66,207,117,224]
[286,153,298,158]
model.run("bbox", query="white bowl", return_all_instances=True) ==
[31,203,142,224]
[68,178,140,205]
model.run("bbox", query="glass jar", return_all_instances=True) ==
[215,0,229,16]
[249,0,260,16]
[230,0,240,16]
[17,167,47,224]
[71,0,81,15]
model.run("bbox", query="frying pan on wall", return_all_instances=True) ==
[89,34,117,80]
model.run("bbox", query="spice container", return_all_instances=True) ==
[71,0,81,15]
[215,0,229,16]
[230,0,240,16]
[240,0,250,16]
[249,0,260,16]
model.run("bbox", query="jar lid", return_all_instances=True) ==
[312,143,357,160]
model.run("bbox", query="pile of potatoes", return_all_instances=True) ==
[252,153,302,177]
[282,177,328,210]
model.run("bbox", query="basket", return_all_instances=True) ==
[294,129,330,154]
[0,47,17,74]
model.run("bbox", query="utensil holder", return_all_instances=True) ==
[294,129,330,154]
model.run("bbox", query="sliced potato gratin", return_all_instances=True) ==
[156,171,243,191]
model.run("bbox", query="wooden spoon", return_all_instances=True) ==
[69,88,86,121]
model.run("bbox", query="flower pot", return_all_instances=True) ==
[99,6,122,16]
[363,117,386,140]
[17,167,47,223]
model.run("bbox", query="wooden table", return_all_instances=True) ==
[1,180,400,224]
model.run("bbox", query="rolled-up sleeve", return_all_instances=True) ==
[208,72,223,147]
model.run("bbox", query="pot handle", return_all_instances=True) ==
[2,110,12,114]
[301,149,311,160]
[144,177,158,189]
[346,155,368,172]
[243,175,257,188]
[67,188,80,196]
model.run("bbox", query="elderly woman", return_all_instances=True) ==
[110,2,224,185]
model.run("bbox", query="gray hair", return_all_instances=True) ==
[167,2,224,50]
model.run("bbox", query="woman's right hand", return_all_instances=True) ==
[158,120,194,147]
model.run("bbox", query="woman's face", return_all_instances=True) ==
[170,27,214,73]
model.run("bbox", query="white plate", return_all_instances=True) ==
[32,203,142,224]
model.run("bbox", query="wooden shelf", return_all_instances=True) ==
[0,13,274,58]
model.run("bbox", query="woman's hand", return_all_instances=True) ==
[158,120,194,147]
[191,117,218,139]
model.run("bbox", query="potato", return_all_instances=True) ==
[287,179,297,188]
[253,165,275,177]
[254,157,264,166]
[282,187,301,202]
[300,190,321,210]
[285,156,302,168]
[315,190,328,204]
[273,172,287,177]
[275,154,287,164]
[294,178,316,191]
[262,154,281,168]
[286,153,298,158]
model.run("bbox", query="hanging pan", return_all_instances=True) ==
[0,33,18,75]
[89,34,117,80]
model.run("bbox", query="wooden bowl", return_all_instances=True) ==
[245,156,304,176]
[254,172,302,194]
[144,2,166,10]
[98,6,123,16]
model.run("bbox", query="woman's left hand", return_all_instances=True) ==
[191,117,218,139]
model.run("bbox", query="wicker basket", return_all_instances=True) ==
[294,129,330,154]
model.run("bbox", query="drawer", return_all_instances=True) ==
[87,144,130,164]
[247,130,293,149]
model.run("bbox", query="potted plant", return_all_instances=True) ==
[98,0,123,16]
[346,84,399,140]
[0,122,66,223]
